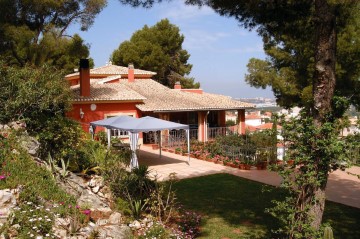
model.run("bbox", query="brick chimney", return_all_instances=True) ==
[128,63,134,82]
[174,81,182,89]
[79,59,90,97]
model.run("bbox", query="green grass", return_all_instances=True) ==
[173,173,360,239]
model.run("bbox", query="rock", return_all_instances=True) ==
[77,191,109,210]
[108,212,122,225]
[98,225,132,239]
[92,186,100,194]
[52,228,67,238]
[58,172,88,197]
[0,189,17,223]
[17,134,40,156]
[54,217,71,228]
[132,220,141,230]
[88,175,104,189]
[96,219,108,226]
[90,207,112,221]
[56,172,110,211]
[8,121,26,130]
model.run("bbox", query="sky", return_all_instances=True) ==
[68,0,274,99]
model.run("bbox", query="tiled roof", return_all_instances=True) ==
[245,123,281,132]
[256,123,282,130]
[246,114,262,119]
[119,79,254,111]
[66,64,156,78]
[71,82,146,102]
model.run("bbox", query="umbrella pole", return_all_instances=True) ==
[107,128,111,149]
[186,129,190,164]
[159,131,162,158]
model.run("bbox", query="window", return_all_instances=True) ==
[105,113,135,138]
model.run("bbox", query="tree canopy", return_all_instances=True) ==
[0,0,106,70]
[111,19,200,88]
[0,61,72,126]
[244,2,360,110]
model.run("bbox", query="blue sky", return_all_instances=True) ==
[68,0,274,98]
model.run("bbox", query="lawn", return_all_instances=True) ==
[173,173,360,239]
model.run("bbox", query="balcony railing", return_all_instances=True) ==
[144,127,240,145]
[207,127,237,140]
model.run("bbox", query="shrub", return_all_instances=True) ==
[36,116,84,160]
[0,61,71,127]
[147,173,178,224]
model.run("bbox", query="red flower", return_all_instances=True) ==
[82,209,91,215]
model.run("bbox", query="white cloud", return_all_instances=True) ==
[183,29,231,50]
[159,2,213,21]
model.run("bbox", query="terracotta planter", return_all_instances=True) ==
[287,160,295,166]
[256,161,267,170]
[162,148,168,152]
[244,164,252,170]
[152,144,159,150]
[168,149,175,153]
[230,163,238,168]
[238,164,246,170]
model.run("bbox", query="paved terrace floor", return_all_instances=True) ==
[138,145,360,209]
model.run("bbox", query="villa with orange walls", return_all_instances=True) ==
[65,59,254,144]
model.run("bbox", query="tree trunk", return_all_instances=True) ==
[313,0,337,124]
[310,0,337,230]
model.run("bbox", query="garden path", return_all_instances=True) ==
[138,145,360,209]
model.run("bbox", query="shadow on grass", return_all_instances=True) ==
[174,173,283,238]
[174,173,360,239]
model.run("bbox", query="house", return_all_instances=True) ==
[245,112,263,126]
[65,59,254,144]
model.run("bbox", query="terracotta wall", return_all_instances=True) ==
[67,102,141,133]
[237,109,246,134]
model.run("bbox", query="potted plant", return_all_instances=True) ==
[243,157,253,170]
[175,147,182,155]
[193,150,202,159]
[256,161,267,170]
[287,159,295,166]
[229,159,238,168]
[213,155,223,164]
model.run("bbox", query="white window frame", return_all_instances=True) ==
[104,113,136,139]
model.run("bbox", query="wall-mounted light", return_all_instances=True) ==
[80,108,85,119]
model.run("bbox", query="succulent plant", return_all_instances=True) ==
[323,226,334,239]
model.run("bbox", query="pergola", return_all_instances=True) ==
[90,116,190,168]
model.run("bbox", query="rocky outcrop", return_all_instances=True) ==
[54,172,132,238]
[0,189,18,226]
[0,124,132,238]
